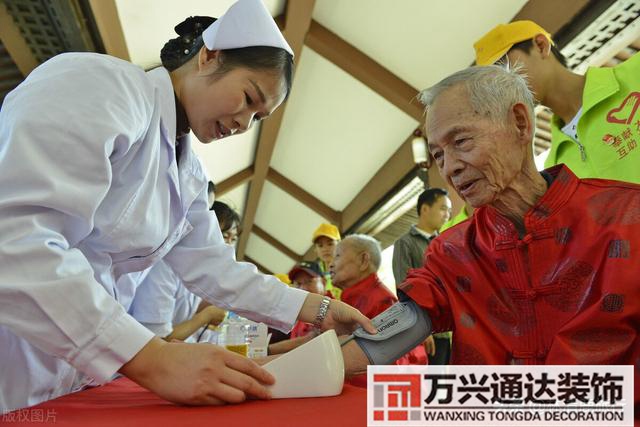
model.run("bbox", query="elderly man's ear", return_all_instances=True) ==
[359,252,371,272]
[511,103,534,145]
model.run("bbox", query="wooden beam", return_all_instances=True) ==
[341,131,416,231]
[341,132,451,232]
[0,2,39,76]
[216,166,255,197]
[88,0,130,61]
[302,246,316,262]
[306,20,423,122]
[512,0,588,34]
[267,168,340,225]
[237,0,316,259]
[244,256,273,275]
[252,225,301,261]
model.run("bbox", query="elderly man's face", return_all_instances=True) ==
[330,242,362,289]
[426,85,527,208]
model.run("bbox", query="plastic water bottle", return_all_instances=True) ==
[220,318,249,357]
[246,321,268,359]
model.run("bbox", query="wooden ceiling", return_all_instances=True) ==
[3,0,638,274]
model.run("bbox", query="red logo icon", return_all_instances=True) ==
[606,92,640,125]
[372,374,422,422]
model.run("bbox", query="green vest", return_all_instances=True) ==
[545,52,640,184]
[441,206,470,232]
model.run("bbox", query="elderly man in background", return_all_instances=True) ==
[341,65,639,396]
[332,234,427,387]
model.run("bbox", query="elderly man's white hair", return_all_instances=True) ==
[342,234,382,272]
[418,64,536,129]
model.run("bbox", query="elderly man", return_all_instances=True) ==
[332,234,426,386]
[341,65,639,391]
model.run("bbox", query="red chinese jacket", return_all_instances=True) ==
[400,165,639,400]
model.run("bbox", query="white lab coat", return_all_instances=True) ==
[0,53,306,411]
[129,261,202,338]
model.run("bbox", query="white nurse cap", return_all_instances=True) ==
[202,0,294,57]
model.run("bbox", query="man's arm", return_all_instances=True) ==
[344,240,455,374]
[268,334,315,355]
[342,298,431,368]
[165,306,226,342]
[342,339,371,377]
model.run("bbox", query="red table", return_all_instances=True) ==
[1,378,368,426]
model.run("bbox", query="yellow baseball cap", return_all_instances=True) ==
[312,223,341,243]
[274,273,292,285]
[474,20,554,66]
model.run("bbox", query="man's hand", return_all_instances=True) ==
[424,335,436,356]
[298,293,376,335]
[202,305,227,326]
[119,337,275,405]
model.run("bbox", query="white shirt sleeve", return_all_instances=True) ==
[164,185,308,332]
[0,54,154,382]
[129,262,179,337]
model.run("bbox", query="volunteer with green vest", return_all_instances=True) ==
[474,20,640,183]
[312,223,342,300]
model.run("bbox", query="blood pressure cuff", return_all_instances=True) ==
[347,296,432,365]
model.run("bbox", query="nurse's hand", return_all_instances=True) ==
[119,337,274,405]
[298,293,376,336]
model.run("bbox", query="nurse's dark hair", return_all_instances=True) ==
[507,39,567,67]
[211,201,241,233]
[161,16,294,99]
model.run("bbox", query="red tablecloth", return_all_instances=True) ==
[4,378,637,427]
[1,378,367,427]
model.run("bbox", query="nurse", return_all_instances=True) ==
[0,0,374,411]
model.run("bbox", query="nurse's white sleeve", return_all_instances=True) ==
[0,54,154,382]
[165,188,307,332]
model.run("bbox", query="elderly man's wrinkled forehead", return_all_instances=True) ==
[337,238,367,262]
[425,84,485,143]
[336,238,354,254]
